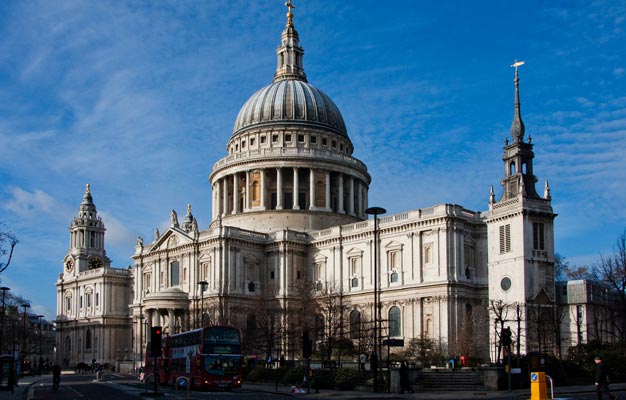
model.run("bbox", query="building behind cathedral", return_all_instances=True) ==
[57,5,614,368]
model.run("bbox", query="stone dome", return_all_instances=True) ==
[232,79,348,138]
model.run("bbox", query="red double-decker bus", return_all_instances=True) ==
[153,326,243,390]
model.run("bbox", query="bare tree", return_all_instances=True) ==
[0,222,18,275]
[316,287,346,362]
[489,300,512,362]
[593,230,626,341]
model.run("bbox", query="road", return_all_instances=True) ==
[31,373,289,400]
[29,373,625,400]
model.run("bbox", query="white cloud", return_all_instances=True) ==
[3,187,72,220]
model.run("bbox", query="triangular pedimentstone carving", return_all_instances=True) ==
[384,240,403,251]
[148,228,194,252]
[346,247,364,257]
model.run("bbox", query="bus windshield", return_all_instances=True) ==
[204,355,242,377]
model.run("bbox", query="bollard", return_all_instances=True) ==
[530,372,548,400]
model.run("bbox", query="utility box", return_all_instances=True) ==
[530,371,548,400]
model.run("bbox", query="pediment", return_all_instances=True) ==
[313,253,327,263]
[529,287,554,304]
[384,240,403,250]
[149,228,194,252]
[346,247,364,257]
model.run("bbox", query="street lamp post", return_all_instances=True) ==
[139,304,144,369]
[21,303,30,377]
[198,281,208,328]
[36,315,44,374]
[0,286,10,355]
[365,206,386,392]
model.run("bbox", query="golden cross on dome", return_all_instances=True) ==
[285,0,295,14]
[285,0,295,26]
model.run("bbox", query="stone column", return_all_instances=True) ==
[348,176,355,216]
[325,170,331,211]
[232,173,239,214]
[245,170,251,211]
[222,177,229,216]
[168,309,175,334]
[276,168,283,210]
[293,167,300,210]
[309,169,316,210]
[261,168,266,210]
[357,180,363,218]
[338,174,345,214]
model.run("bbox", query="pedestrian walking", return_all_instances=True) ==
[359,352,366,370]
[594,355,616,400]
[399,361,414,394]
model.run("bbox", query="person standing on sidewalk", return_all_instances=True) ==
[594,355,615,400]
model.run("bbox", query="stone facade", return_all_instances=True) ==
[55,185,132,366]
[127,7,555,364]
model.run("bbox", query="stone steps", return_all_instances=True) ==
[415,371,485,391]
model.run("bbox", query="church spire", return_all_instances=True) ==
[273,0,307,83]
[510,60,525,142]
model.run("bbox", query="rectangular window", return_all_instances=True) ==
[272,134,279,143]
[261,135,266,144]
[250,137,255,146]
[499,224,511,254]
[322,138,328,146]
[170,261,180,286]
[423,244,432,264]
[311,136,317,144]
[285,134,292,142]
[270,270,275,280]
[298,134,305,143]
[533,222,545,250]
[350,258,358,276]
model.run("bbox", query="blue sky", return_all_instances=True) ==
[1,1,624,321]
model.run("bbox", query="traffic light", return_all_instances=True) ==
[302,331,313,359]
[150,326,163,357]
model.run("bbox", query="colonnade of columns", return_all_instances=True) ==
[142,307,187,336]
[212,167,368,220]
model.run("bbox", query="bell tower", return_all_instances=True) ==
[485,62,556,358]
[63,184,110,276]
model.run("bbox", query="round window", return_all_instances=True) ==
[500,277,512,291]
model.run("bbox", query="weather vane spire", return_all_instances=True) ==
[510,59,526,141]
[285,0,295,27]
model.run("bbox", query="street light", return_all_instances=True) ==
[21,303,30,377]
[37,315,44,369]
[365,206,386,392]
[0,286,10,355]
[139,304,144,369]
[198,281,208,328]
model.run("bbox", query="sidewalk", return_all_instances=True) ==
[243,381,626,399]
[0,374,48,400]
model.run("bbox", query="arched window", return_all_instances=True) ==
[170,261,180,286]
[390,272,398,283]
[85,329,92,349]
[252,181,260,202]
[349,310,361,339]
[351,277,359,288]
[510,162,516,175]
[388,306,401,337]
